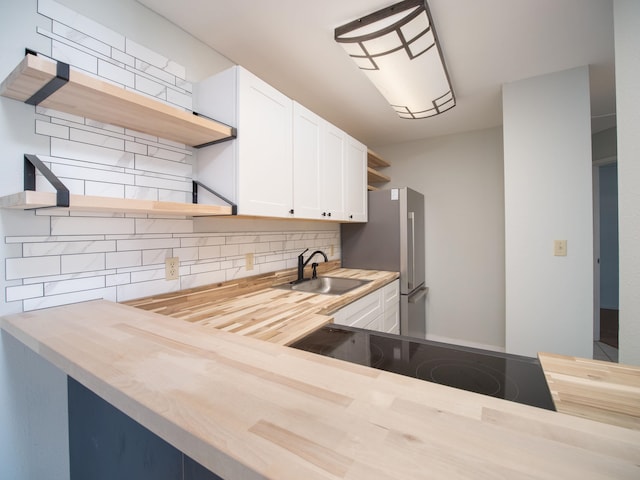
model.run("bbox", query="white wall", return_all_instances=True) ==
[614,0,640,366]
[503,66,593,358]
[375,127,506,351]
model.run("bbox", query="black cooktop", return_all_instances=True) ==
[291,326,555,410]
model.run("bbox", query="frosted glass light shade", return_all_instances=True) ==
[335,0,455,119]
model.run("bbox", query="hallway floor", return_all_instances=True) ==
[593,341,618,363]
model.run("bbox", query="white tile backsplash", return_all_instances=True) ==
[134,155,192,178]
[167,87,192,110]
[52,21,111,57]
[39,0,125,51]
[61,253,105,274]
[134,74,167,100]
[112,48,135,68]
[84,180,125,198]
[6,256,61,280]
[44,275,105,296]
[68,126,126,151]
[51,217,136,236]
[23,240,115,257]
[23,286,117,311]
[51,138,135,169]
[35,120,69,139]
[105,251,142,269]
[6,284,45,302]
[125,38,170,72]
[98,59,135,87]
[135,59,176,85]
[53,42,98,74]
[135,218,193,235]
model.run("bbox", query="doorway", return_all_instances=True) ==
[598,163,619,346]
[593,160,619,360]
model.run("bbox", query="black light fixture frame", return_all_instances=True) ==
[334,0,455,119]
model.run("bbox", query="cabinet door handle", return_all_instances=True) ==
[289,209,294,215]
[349,214,353,219]
[322,212,326,217]
[327,212,331,217]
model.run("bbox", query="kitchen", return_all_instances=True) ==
[1,0,639,478]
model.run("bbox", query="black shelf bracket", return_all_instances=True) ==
[192,111,237,148]
[24,154,70,208]
[23,50,70,106]
[192,180,237,215]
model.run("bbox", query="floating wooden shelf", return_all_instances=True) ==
[0,191,233,217]
[367,149,390,168]
[367,166,390,184]
[0,53,234,147]
[366,149,390,190]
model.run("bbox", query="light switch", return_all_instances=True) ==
[554,240,567,256]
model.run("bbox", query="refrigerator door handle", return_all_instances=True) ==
[408,286,428,303]
[408,211,415,291]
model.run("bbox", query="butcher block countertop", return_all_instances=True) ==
[2,301,640,479]
[539,352,640,430]
[124,261,398,345]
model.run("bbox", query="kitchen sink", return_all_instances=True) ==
[274,276,371,295]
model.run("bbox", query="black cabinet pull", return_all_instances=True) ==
[327,212,331,217]
[289,209,294,214]
[322,212,326,217]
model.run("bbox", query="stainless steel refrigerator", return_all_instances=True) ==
[341,187,427,338]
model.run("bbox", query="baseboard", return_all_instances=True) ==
[424,333,506,353]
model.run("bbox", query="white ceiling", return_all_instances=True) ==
[137,0,615,147]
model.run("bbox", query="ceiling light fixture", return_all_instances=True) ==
[335,0,455,119]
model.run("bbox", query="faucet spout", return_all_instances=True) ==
[296,249,328,283]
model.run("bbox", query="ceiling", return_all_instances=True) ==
[137,0,615,147]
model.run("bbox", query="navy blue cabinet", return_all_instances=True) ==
[68,378,222,480]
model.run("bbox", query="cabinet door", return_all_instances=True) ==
[345,135,368,222]
[237,68,293,217]
[322,123,346,220]
[332,288,383,331]
[292,103,323,219]
[382,280,400,334]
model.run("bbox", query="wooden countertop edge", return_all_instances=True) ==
[2,301,639,479]
[538,351,640,430]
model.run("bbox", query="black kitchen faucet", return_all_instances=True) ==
[296,248,328,283]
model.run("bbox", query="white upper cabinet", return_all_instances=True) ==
[322,122,347,221]
[195,66,293,218]
[345,136,368,222]
[292,103,323,219]
[195,66,365,222]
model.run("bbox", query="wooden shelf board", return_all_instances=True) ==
[367,149,390,168]
[367,185,379,191]
[367,166,390,184]
[0,191,233,217]
[0,54,234,147]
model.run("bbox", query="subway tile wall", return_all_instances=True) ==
[3,0,339,312]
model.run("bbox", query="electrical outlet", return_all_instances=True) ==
[165,257,179,280]
[330,244,334,257]
[245,253,254,271]
[554,240,567,256]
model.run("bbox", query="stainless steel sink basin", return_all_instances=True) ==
[274,276,371,295]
